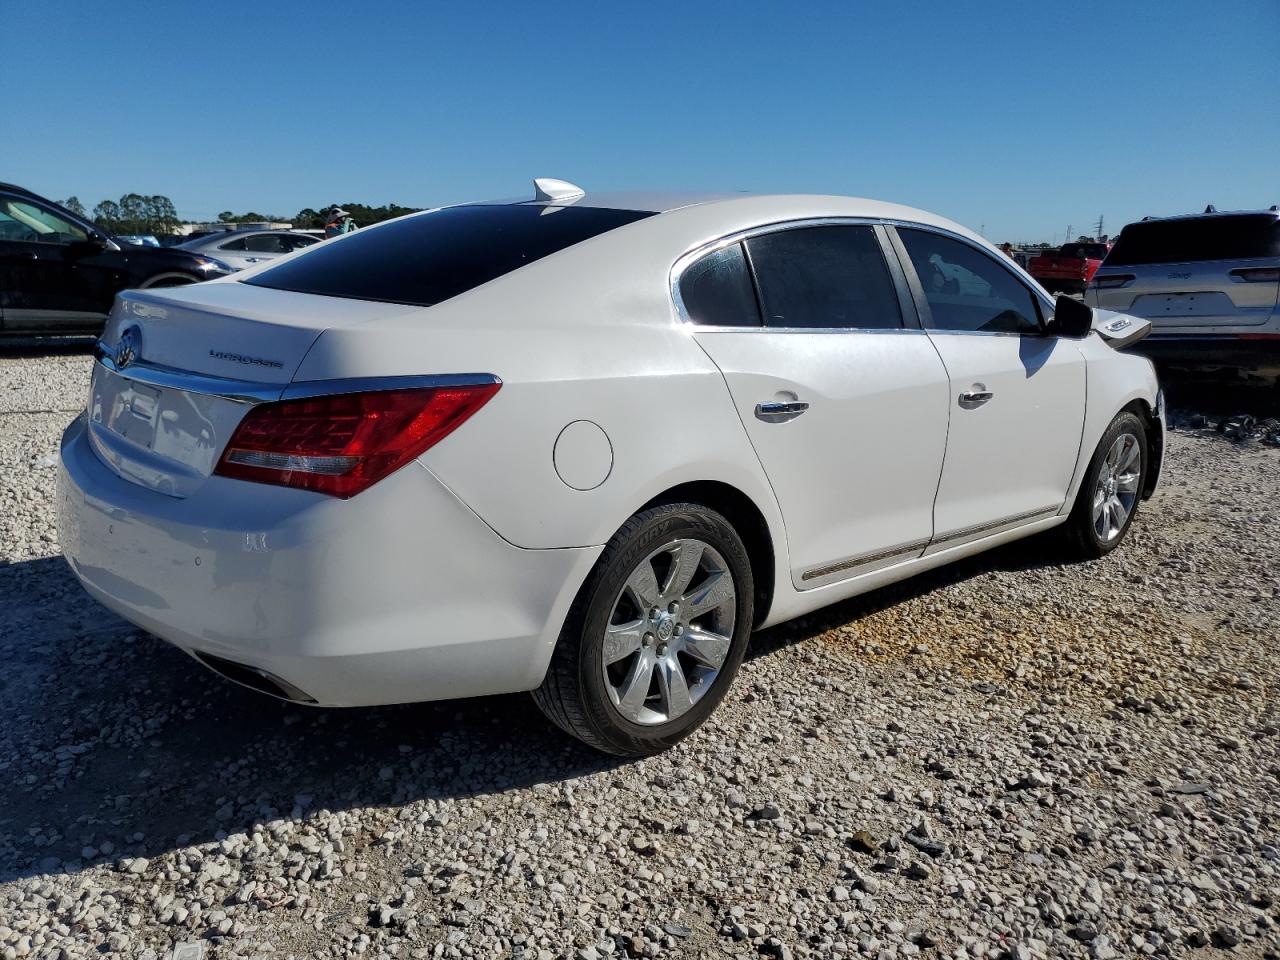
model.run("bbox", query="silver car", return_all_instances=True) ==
[176,230,320,271]
[1086,208,1280,382]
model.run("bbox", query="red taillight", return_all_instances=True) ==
[215,383,500,498]
[1092,273,1135,289]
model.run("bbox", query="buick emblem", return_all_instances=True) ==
[116,326,141,370]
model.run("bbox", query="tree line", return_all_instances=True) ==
[61,194,181,237]
[58,194,422,236]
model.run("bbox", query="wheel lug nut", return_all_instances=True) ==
[674,624,684,636]
[642,633,654,647]
[668,602,679,615]
[657,643,668,656]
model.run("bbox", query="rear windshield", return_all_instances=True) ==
[1106,215,1280,266]
[1059,243,1109,259]
[245,204,656,306]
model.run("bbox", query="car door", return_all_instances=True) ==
[888,226,1086,551]
[0,192,117,332]
[241,233,292,266]
[681,223,951,588]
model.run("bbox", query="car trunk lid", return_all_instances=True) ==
[89,282,419,496]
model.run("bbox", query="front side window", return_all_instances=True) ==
[899,229,1041,335]
[0,196,88,245]
[678,242,761,326]
[284,234,319,250]
[246,204,656,306]
[745,225,902,329]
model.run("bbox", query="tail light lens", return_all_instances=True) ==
[215,383,500,498]
[1230,267,1280,282]
[1092,273,1135,289]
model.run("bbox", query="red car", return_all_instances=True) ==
[1029,242,1111,295]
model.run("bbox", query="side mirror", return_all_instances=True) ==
[67,235,112,257]
[1046,295,1093,339]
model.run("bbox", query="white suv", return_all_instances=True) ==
[1086,208,1280,383]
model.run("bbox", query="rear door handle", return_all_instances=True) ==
[958,388,993,408]
[755,400,809,423]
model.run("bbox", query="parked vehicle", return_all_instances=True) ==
[58,181,1164,755]
[1029,241,1111,295]
[1086,208,1280,383]
[177,229,321,271]
[116,234,162,248]
[0,183,235,337]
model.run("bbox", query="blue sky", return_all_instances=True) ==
[5,0,1276,241]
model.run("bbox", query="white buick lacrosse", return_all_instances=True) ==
[58,180,1163,755]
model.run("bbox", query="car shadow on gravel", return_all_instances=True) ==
[746,534,1061,661]
[0,559,627,886]
[1,534,1062,885]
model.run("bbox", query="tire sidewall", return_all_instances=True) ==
[575,505,754,754]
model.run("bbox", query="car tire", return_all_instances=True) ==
[1062,411,1147,560]
[532,502,754,756]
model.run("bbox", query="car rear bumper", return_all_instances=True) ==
[57,413,601,707]
[1125,334,1280,378]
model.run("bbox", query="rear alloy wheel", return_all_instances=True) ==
[1063,411,1147,559]
[533,503,753,755]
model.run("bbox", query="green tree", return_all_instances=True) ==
[92,200,121,232]
[61,196,87,217]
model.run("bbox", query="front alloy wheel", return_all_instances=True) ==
[533,503,754,756]
[1064,410,1147,559]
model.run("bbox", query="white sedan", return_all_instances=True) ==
[57,181,1163,756]
[175,229,321,270]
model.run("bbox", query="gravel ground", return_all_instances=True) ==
[1,351,1277,960]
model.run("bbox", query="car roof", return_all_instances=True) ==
[465,188,986,245]
[1130,208,1280,225]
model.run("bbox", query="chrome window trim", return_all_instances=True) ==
[93,341,500,404]
[670,216,913,333]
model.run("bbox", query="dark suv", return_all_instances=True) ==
[0,183,235,337]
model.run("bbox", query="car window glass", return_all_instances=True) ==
[218,237,248,251]
[745,226,902,329]
[286,235,319,250]
[247,205,657,307]
[1106,215,1280,265]
[899,229,1041,334]
[678,243,761,327]
[0,197,88,245]
[244,234,289,253]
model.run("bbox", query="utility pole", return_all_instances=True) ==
[1094,214,1105,241]
[1065,224,1073,245]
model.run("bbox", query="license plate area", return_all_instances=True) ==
[108,382,163,450]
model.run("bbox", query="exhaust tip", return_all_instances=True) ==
[193,651,317,704]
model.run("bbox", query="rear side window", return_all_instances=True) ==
[678,243,761,326]
[244,234,289,253]
[1107,215,1280,265]
[745,225,902,329]
[899,229,1041,335]
[245,204,656,306]
[218,237,248,251]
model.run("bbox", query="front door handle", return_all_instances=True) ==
[958,387,993,408]
[755,400,809,423]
